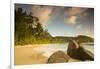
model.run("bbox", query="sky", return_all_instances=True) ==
[15,4,94,37]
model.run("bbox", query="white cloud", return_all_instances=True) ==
[64,7,88,24]
[66,16,78,24]
[32,5,53,27]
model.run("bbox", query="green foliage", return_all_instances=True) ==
[15,8,52,45]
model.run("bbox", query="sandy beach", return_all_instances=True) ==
[14,45,48,65]
[14,44,82,65]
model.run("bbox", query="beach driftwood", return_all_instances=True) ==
[67,40,94,61]
[47,51,69,63]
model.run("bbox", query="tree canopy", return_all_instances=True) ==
[15,8,51,45]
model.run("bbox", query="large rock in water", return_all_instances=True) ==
[67,40,94,61]
[47,51,69,63]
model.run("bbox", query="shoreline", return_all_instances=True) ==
[14,44,93,65]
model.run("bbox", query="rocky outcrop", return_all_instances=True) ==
[47,51,69,63]
[67,40,94,61]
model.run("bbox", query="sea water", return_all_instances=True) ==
[33,43,94,57]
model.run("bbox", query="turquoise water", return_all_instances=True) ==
[33,43,94,57]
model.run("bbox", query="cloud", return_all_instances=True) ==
[32,5,66,28]
[32,5,53,27]
[67,7,87,16]
[64,7,88,24]
[66,16,78,24]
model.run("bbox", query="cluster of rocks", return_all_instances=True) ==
[47,40,94,63]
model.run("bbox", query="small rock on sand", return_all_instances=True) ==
[47,51,69,63]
